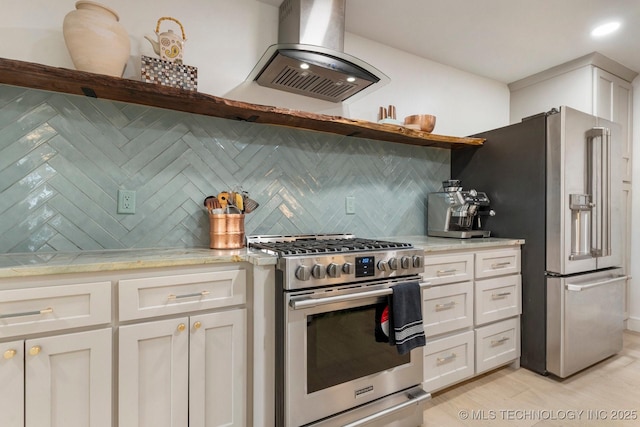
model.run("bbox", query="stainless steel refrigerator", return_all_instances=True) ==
[451,106,626,377]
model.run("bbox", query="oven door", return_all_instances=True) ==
[283,279,428,427]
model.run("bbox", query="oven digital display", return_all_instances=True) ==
[355,256,375,277]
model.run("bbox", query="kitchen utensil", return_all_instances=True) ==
[217,192,230,209]
[204,195,222,213]
[404,114,436,132]
[234,192,244,211]
[243,195,259,213]
[225,205,242,214]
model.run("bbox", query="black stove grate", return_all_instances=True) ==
[248,237,413,257]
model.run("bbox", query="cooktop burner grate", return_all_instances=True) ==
[247,235,413,257]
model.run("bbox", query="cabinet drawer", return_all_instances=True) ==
[423,331,474,392]
[475,317,520,374]
[422,253,474,285]
[475,248,521,279]
[423,281,473,336]
[0,282,111,338]
[119,269,246,321]
[475,275,522,325]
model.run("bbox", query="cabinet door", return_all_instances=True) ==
[422,281,473,336]
[0,340,24,427]
[190,309,247,427]
[25,328,112,427]
[119,318,189,427]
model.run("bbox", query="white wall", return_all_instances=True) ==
[2,0,509,137]
[344,34,509,136]
[510,66,594,122]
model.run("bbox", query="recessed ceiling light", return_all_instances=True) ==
[300,63,310,70]
[591,21,621,37]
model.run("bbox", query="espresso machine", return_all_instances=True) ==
[427,180,495,238]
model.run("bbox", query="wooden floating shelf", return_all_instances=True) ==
[0,58,484,149]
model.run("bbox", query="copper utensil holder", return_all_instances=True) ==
[209,214,245,249]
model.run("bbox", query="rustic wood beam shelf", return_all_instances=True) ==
[0,58,484,149]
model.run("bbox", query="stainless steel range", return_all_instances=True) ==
[248,234,430,427]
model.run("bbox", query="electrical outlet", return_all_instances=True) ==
[345,196,355,215]
[117,189,136,214]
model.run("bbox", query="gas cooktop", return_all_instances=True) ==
[247,234,413,257]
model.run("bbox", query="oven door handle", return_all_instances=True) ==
[289,282,432,310]
[342,387,431,427]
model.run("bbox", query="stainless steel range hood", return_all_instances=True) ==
[247,0,389,103]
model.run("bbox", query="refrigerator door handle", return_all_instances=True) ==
[586,127,611,258]
[566,275,627,292]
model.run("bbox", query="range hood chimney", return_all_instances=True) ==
[247,0,389,103]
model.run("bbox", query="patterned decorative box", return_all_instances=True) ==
[141,55,198,91]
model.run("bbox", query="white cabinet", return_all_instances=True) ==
[0,280,112,427]
[509,53,633,183]
[423,330,474,392]
[190,310,247,427]
[475,317,520,374]
[422,281,473,336]
[0,340,24,426]
[422,245,521,392]
[119,310,246,427]
[118,268,247,427]
[119,318,189,427]
[474,275,521,326]
[0,325,112,427]
[25,329,112,427]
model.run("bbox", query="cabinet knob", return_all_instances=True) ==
[177,323,186,332]
[29,346,41,356]
[193,321,202,330]
[3,349,17,359]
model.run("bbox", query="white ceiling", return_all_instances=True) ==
[258,0,640,83]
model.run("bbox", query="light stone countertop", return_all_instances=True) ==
[0,247,277,279]
[399,235,525,253]
[0,236,523,279]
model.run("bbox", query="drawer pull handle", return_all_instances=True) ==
[491,261,511,269]
[435,301,456,311]
[0,307,53,319]
[436,269,457,276]
[167,290,210,300]
[436,353,457,364]
[491,337,510,346]
[491,292,512,299]
[3,349,17,360]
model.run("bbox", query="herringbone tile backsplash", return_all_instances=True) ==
[0,85,449,253]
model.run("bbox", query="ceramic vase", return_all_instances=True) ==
[63,1,130,77]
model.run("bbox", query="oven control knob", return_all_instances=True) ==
[401,256,411,269]
[327,263,341,278]
[342,262,354,275]
[377,260,390,272]
[412,255,423,269]
[312,264,327,279]
[388,257,399,270]
[295,265,311,281]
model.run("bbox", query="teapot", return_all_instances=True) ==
[144,17,186,64]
